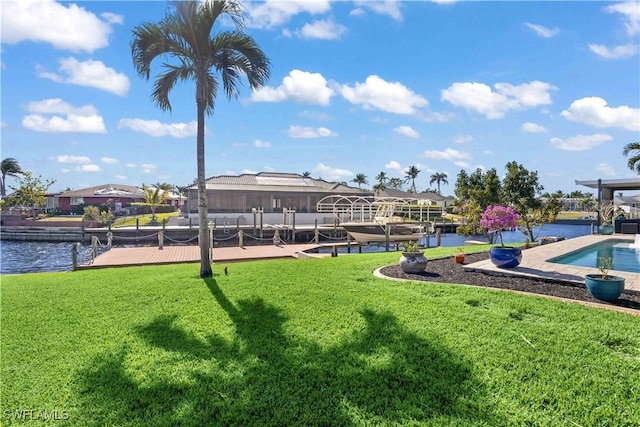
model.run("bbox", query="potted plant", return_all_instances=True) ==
[598,201,615,235]
[454,247,465,264]
[480,205,522,268]
[584,257,625,301]
[399,240,427,273]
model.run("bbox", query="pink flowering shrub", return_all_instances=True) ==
[480,205,521,246]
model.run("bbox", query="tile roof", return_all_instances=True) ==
[58,184,143,198]
[199,172,364,194]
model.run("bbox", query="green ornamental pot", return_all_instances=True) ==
[584,274,625,301]
[598,225,614,235]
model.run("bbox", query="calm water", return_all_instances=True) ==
[550,239,640,273]
[0,224,592,275]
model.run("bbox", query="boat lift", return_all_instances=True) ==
[316,195,443,224]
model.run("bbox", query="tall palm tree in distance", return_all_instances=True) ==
[302,171,311,178]
[1,158,23,198]
[429,172,448,195]
[352,173,368,189]
[375,171,387,185]
[131,0,270,277]
[404,165,420,193]
[623,142,640,175]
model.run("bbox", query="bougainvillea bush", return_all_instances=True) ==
[480,205,521,246]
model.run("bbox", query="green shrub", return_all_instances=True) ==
[83,205,100,220]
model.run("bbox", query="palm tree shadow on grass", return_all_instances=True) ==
[76,278,504,425]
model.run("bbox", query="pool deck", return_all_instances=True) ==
[465,235,639,291]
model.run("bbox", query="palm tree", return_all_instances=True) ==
[302,171,311,178]
[138,184,168,221]
[154,182,174,192]
[404,165,420,193]
[1,157,23,198]
[352,173,368,189]
[131,0,270,277]
[429,172,448,195]
[623,142,640,175]
[375,171,387,185]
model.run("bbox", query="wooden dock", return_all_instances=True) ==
[77,243,327,269]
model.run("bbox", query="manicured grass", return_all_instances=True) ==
[2,247,639,426]
[113,212,178,227]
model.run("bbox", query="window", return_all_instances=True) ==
[70,197,84,205]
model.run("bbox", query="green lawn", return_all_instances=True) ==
[112,211,178,227]
[2,247,639,426]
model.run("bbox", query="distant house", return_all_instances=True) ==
[55,184,145,212]
[186,172,366,214]
[53,184,185,213]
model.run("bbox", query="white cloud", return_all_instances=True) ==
[452,134,474,144]
[394,125,419,138]
[441,81,556,119]
[385,160,403,172]
[38,57,130,96]
[525,22,559,38]
[351,1,403,21]
[100,157,118,164]
[114,175,127,181]
[252,69,335,105]
[140,163,157,174]
[454,161,470,168]
[76,164,100,172]
[596,162,617,177]
[54,155,91,164]
[254,139,271,148]
[100,12,123,25]
[422,148,470,160]
[61,168,69,173]
[297,19,347,40]
[288,125,337,139]
[522,122,549,133]
[0,0,122,53]
[117,118,198,138]
[561,97,640,131]
[341,75,428,115]
[246,0,331,29]
[22,98,106,133]
[242,169,258,175]
[605,1,640,36]
[126,163,137,168]
[26,98,97,115]
[549,133,612,151]
[23,114,105,133]
[588,43,638,59]
[313,163,353,181]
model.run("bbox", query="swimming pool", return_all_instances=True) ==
[549,239,640,273]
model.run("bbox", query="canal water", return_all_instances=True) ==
[0,224,592,275]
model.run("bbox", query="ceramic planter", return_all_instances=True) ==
[585,274,625,301]
[399,251,427,273]
[454,254,465,264]
[489,246,522,268]
[598,225,614,235]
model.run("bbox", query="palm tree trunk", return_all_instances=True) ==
[196,98,212,278]
[1,175,5,198]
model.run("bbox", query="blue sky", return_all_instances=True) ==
[1,0,639,196]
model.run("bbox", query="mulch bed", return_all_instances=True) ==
[378,252,640,312]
